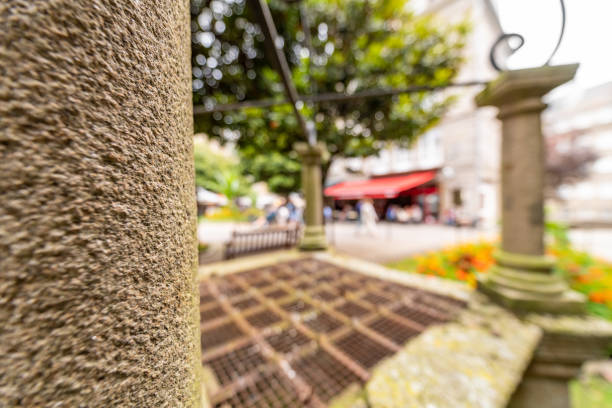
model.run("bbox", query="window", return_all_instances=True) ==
[452,189,462,206]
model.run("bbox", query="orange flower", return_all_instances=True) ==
[456,269,468,281]
[577,268,604,284]
[589,290,612,304]
[466,274,477,288]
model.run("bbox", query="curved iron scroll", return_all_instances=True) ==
[490,0,566,71]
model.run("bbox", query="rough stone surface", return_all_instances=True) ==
[0,1,200,406]
[475,65,579,256]
[365,296,541,408]
[475,65,586,314]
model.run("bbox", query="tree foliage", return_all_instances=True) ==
[194,138,251,199]
[191,0,468,193]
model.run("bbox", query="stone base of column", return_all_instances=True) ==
[299,225,328,251]
[478,250,586,314]
[508,314,612,408]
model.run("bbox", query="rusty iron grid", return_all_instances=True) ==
[202,258,466,407]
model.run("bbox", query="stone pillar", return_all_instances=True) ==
[0,2,201,407]
[294,142,328,250]
[475,65,585,314]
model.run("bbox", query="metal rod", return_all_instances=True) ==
[247,0,315,144]
[545,0,566,65]
[193,80,488,116]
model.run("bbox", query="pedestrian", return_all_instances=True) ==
[411,204,423,224]
[360,199,378,236]
[323,205,333,224]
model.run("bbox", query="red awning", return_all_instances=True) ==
[324,170,436,200]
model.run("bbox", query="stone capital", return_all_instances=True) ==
[294,141,329,165]
[475,64,579,113]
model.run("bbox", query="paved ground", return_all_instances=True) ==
[197,221,497,264]
[197,221,251,264]
[198,221,612,264]
[569,228,612,262]
[326,222,497,263]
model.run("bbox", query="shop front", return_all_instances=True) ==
[324,169,440,222]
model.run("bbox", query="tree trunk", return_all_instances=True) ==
[0,1,201,406]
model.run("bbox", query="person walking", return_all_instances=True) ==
[360,199,379,236]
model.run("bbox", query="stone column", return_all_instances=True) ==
[475,65,585,314]
[294,142,328,250]
[0,2,201,407]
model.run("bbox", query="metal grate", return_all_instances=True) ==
[315,275,334,284]
[265,328,312,354]
[361,292,392,306]
[335,301,370,318]
[393,304,447,326]
[416,294,466,314]
[291,348,361,403]
[200,258,467,406]
[367,316,419,345]
[200,304,227,323]
[200,283,215,305]
[250,278,272,289]
[334,330,395,369]
[275,270,296,280]
[200,293,215,305]
[202,321,245,351]
[237,270,266,282]
[281,299,314,315]
[216,281,245,298]
[295,280,317,290]
[334,282,358,294]
[265,288,290,300]
[311,289,337,302]
[423,292,468,308]
[213,369,308,408]
[381,282,418,296]
[303,312,343,334]
[204,342,266,386]
[245,309,282,328]
[232,296,260,311]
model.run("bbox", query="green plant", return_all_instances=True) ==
[191,0,469,192]
[203,205,262,222]
[545,219,571,249]
[387,237,612,320]
[208,168,251,201]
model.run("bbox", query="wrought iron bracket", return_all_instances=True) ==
[489,0,566,72]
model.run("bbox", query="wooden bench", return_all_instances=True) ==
[223,225,301,260]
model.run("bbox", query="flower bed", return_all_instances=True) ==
[202,205,262,222]
[387,241,612,320]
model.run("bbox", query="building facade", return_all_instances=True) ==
[544,82,612,226]
[326,0,504,227]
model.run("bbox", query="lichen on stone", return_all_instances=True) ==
[365,301,541,408]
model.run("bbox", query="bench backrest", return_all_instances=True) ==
[224,225,301,259]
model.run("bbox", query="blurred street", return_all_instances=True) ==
[198,221,612,265]
[324,222,496,263]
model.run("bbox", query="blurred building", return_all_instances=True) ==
[544,81,612,227]
[326,0,503,227]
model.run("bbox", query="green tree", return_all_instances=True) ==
[191,0,468,193]
[209,168,252,200]
[193,138,251,199]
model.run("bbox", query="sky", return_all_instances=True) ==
[492,0,612,98]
